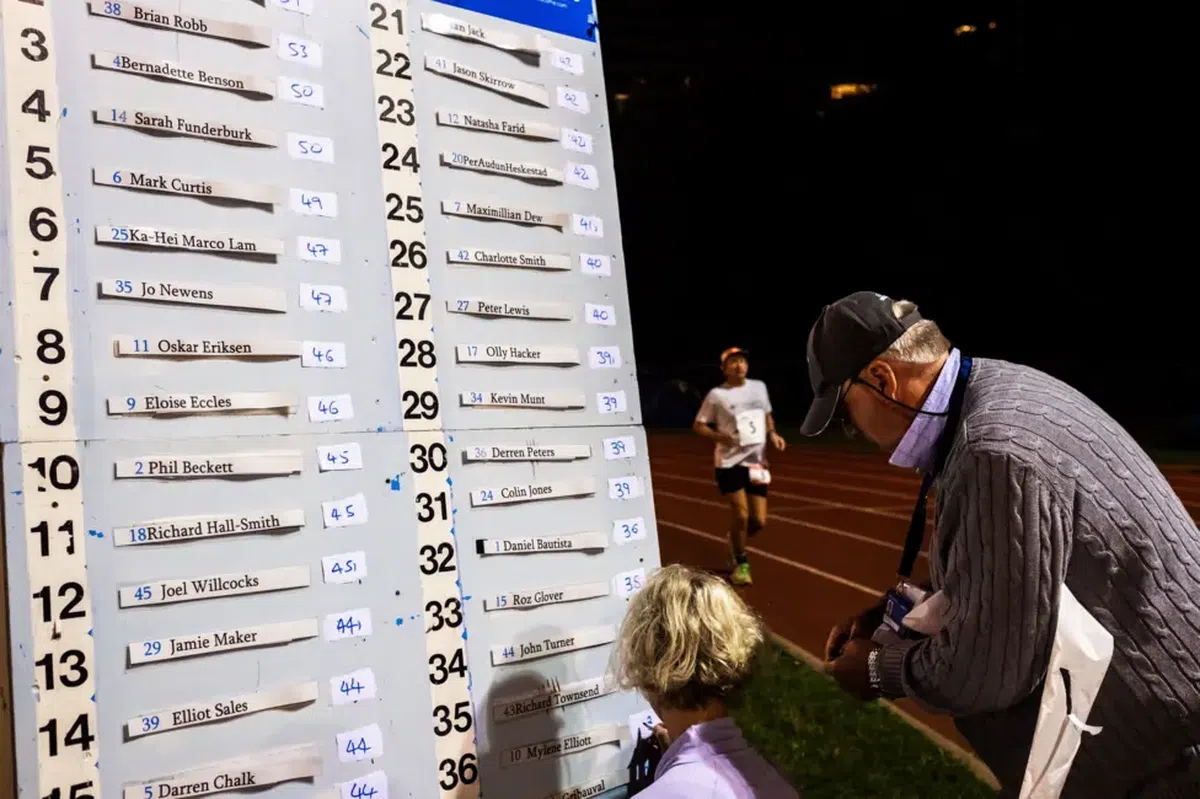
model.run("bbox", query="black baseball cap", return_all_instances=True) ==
[799,292,923,436]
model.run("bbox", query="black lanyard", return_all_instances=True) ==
[897,355,973,578]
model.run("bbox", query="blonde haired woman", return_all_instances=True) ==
[613,564,799,797]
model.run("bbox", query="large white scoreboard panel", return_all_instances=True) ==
[0,2,659,798]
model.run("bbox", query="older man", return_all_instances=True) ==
[803,291,1200,797]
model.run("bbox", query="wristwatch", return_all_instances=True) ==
[867,647,882,694]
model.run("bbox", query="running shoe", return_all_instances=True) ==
[731,562,752,585]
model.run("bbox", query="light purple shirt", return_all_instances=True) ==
[887,348,961,472]
[641,717,799,798]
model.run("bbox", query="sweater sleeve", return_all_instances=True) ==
[876,450,1072,715]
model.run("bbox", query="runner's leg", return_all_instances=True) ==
[747,493,768,538]
[728,489,750,564]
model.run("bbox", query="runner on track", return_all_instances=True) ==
[692,347,786,585]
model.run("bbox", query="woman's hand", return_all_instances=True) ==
[769,431,787,451]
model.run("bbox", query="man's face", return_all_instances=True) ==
[840,360,913,451]
[722,355,748,381]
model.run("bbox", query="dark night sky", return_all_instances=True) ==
[595,1,1193,447]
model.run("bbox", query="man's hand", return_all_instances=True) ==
[825,594,888,660]
[769,431,786,451]
[824,638,881,701]
[716,431,739,448]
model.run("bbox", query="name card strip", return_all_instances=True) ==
[456,345,580,366]
[93,106,278,147]
[471,478,596,507]
[118,565,311,608]
[92,51,275,97]
[477,532,609,555]
[114,451,303,478]
[447,247,571,271]
[98,278,287,313]
[435,107,560,141]
[94,167,281,205]
[424,54,549,106]
[500,722,624,767]
[441,198,568,229]
[96,225,284,256]
[492,675,614,722]
[128,618,318,665]
[125,682,320,739]
[112,508,306,548]
[448,298,574,321]
[460,390,586,410]
[421,12,545,56]
[121,743,322,799]
[463,443,592,462]
[484,580,610,611]
[106,392,293,416]
[544,772,630,799]
[491,624,616,666]
[88,2,272,47]
[114,335,301,359]
[440,151,564,184]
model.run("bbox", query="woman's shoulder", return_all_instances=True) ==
[644,754,800,798]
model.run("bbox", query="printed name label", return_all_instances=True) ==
[456,344,580,366]
[107,392,293,416]
[476,532,609,556]
[484,580,609,611]
[491,625,616,666]
[97,225,283,256]
[114,336,300,359]
[461,390,586,410]
[129,618,318,665]
[114,509,305,547]
[442,198,567,229]
[95,106,277,146]
[447,247,571,271]
[546,773,630,799]
[436,108,560,141]
[421,12,545,55]
[448,297,574,321]
[95,167,280,205]
[500,723,623,767]
[126,682,319,739]
[441,150,564,184]
[114,451,303,478]
[471,478,596,507]
[463,443,592,462]
[93,51,275,97]
[492,675,614,723]
[88,2,272,46]
[118,565,311,608]
[99,278,287,312]
[425,54,549,106]
[121,744,322,799]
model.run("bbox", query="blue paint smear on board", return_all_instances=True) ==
[433,0,597,41]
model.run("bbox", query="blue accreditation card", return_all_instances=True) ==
[883,587,917,638]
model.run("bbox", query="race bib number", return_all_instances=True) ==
[747,465,771,485]
[735,409,766,446]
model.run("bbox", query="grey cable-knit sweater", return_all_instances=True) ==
[875,358,1200,798]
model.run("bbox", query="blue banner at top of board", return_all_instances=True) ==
[433,0,598,42]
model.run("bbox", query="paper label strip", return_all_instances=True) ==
[94,167,280,205]
[461,390,586,410]
[492,625,616,666]
[484,580,610,611]
[99,277,287,313]
[96,224,283,256]
[118,565,311,608]
[128,618,318,665]
[476,532,609,556]
[421,12,546,55]
[442,198,567,229]
[492,676,614,723]
[462,443,592,462]
[456,344,580,366]
[436,107,560,141]
[113,509,306,548]
[440,150,563,184]
[126,682,319,739]
[94,106,278,147]
[114,451,303,479]
[448,298,574,321]
[114,335,300,359]
[93,50,275,97]
[501,723,624,767]
[88,2,271,46]
[107,392,293,416]
[425,54,549,106]
[447,247,571,271]
[544,772,630,799]
[121,744,322,799]
[471,478,596,507]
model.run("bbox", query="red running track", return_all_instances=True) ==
[645,432,1200,750]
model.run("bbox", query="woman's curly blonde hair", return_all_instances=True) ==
[611,564,765,710]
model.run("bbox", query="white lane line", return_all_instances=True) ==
[652,452,924,489]
[653,470,914,521]
[650,454,915,500]
[766,633,1001,791]
[657,519,878,597]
